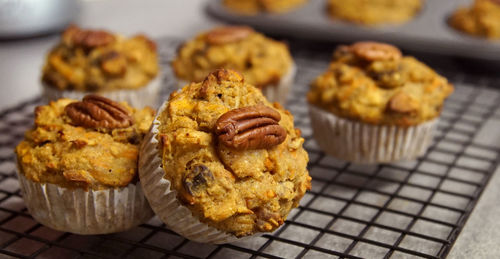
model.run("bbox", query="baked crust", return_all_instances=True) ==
[450,0,500,39]
[42,25,159,91]
[307,42,454,126]
[157,69,311,237]
[172,26,292,89]
[15,98,155,189]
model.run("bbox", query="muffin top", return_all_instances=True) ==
[157,69,311,237]
[223,0,308,15]
[308,42,454,126]
[450,0,500,39]
[16,95,155,189]
[327,0,423,25]
[42,25,159,91]
[172,26,293,89]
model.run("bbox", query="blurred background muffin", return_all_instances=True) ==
[140,69,310,243]
[172,26,295,104]
[327,0,423,25]
[41,25,161,107]
[308,42,454,163]
[450,0,500,39]
[223,0,308,15]
[15,95,155,234]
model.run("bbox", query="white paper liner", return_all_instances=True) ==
[309,105,438,164]
[138,102,244,244]
[176,64,296,104]
[16,170,154,235]
[42,73,162,108]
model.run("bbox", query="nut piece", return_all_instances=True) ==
[351,41,402,61]
[387,92,419,114]
[63,25,115,49]
[215,105,287,150]
[65,95,133,129]
[206,26,254,45]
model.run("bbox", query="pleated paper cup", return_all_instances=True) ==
[176,64,296,104]
[42,73,162,108]
[138,102,243,244]
[16,169,154,235]
[309,105,437,164]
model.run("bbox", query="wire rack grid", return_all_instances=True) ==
[0,37,499,259]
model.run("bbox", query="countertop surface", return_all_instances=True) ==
[0,0,499,258]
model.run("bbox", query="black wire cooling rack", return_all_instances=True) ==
[0,37,499,259]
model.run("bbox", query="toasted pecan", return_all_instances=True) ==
[65,95,133,129]
[206,26,254,45]
[387,92,419,114]
[62,25,115,49]
[351,41,402,61]
[215,105,287,150]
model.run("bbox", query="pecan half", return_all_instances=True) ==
[65,95,133,129]
[387,92,419,114]
[63,25,115,49]
[206,26,254,45]
[351,41,402,61]
[215,105,287,150]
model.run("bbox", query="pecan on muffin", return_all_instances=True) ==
[15,95,155,234]
[450,0,500,39]
[41,25,161,107]
[307,42,454,163]
[327,0,423,26]
[139,69,311,243]
[223,0,308,15]
[172,26,295,104]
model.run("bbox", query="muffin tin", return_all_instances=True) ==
[207,0,500,61]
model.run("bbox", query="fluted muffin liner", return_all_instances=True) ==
[16,166,154,235]
[309,105,438,164]
[139,101,244,244]
[42,73,162,108]
[176,64,296,104]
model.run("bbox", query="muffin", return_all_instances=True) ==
[307,42,454,163]
[327,0,423,26]
[15,95,155,234]
[223,0,308,15]
[450,0,500,39]
[42,25,161,108]
[139,69,311,243]
[172,26,295,104]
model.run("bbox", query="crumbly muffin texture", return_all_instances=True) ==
[157,69,311,237]
[16,98,155,189]
[327,0,423,25]
[223,0,307,14]
[308,42,454,126]
[172,26,293,89]
[42,25,159,91]
[450,0,500,39]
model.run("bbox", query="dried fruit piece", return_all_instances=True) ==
[351,41,402,61]
[65,95,133,129]
[215,105,287,150]
[182,164,214,205]
[206,26,254,45]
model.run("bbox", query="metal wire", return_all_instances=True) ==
[0,37,498,259]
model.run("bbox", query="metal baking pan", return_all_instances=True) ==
[207,0,500,61]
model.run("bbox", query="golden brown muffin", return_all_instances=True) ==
[450,0,500,39]
[156,69,311,237]
[223,0,307,15]
[308,42,454,126]
[172,26,293,89]
[16,95,155,189]
[42,25,159,91]
[327,0,423,25]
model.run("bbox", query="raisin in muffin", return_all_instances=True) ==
[307,42,454,163]
[450,0,500,39]
[42,25,160,107]
[172,26,295,104]
[223,0,307,15]
[140,69,311,243]
[15,95,155,234]
[327,0,423,26]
